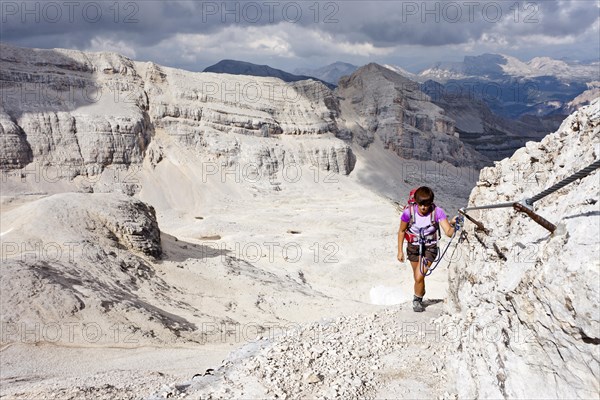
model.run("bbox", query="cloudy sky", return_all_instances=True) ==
[1,0,599,72]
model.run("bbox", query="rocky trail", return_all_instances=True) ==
[153,300,452,400]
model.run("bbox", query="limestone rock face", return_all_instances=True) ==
[336,63,486,168]
[0,44,151,176]
[1,44,487,181]
[0,111,33,168]
[0,43,350,180]
[439,98,600,399]
[142,64,348,175]
[0,193,177,343]
[85,194,163,258]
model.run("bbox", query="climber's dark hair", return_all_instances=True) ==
[414,186,434,206]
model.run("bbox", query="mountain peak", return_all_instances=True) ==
[204,59,336,89]
[339,62,417,88]
[293,62,359,85]
[381,64,419,81]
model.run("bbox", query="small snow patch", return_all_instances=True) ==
[369,285,408,305]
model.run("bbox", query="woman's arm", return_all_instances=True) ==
[397,220,409,262]
[439,216,457,237]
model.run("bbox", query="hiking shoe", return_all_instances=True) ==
[413,299,424,312]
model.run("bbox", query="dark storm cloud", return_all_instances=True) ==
[319,1,598,46]
[1,1,217,47]
[0,0,598,67]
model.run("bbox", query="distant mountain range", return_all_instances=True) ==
[294,53,598,85]
[205,55,597,118]
[204,59,336,89]
[420,79,565,160]
[416,53,598,119]
[419,53,599,83]
[294,62,359,85]
[201,54,596,156]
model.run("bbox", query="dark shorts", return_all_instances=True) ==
[406,243,438,263]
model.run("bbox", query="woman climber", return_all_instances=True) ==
[397,186,458,312]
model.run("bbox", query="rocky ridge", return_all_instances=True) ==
[0,193,193,344]
[564,81,600,114]
[1,43,483,187]
[440,98,600,398]
[204,59,336,89]
[335,63,487,168]
[0,43,351,182]
[294,62,359,85]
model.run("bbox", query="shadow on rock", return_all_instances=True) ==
[159,232,230,263]
[423,298,444,309]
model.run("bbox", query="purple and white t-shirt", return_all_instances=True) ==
[401,205,447,238]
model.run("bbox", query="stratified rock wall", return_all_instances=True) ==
[439,98,600,399]
[0,43,353,179]
[336,64,486,168]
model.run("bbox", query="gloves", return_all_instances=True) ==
[454,215,464,231]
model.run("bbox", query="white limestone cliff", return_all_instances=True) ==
[336,64,486,168]
[1,43,484,186]
[440,98,600,399]
[0,43,353,181]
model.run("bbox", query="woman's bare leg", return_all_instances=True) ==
[411,259,431,297]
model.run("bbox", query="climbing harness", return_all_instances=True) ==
[418,214,464,276]
[404,202,440,244]
[459,159,600,233]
